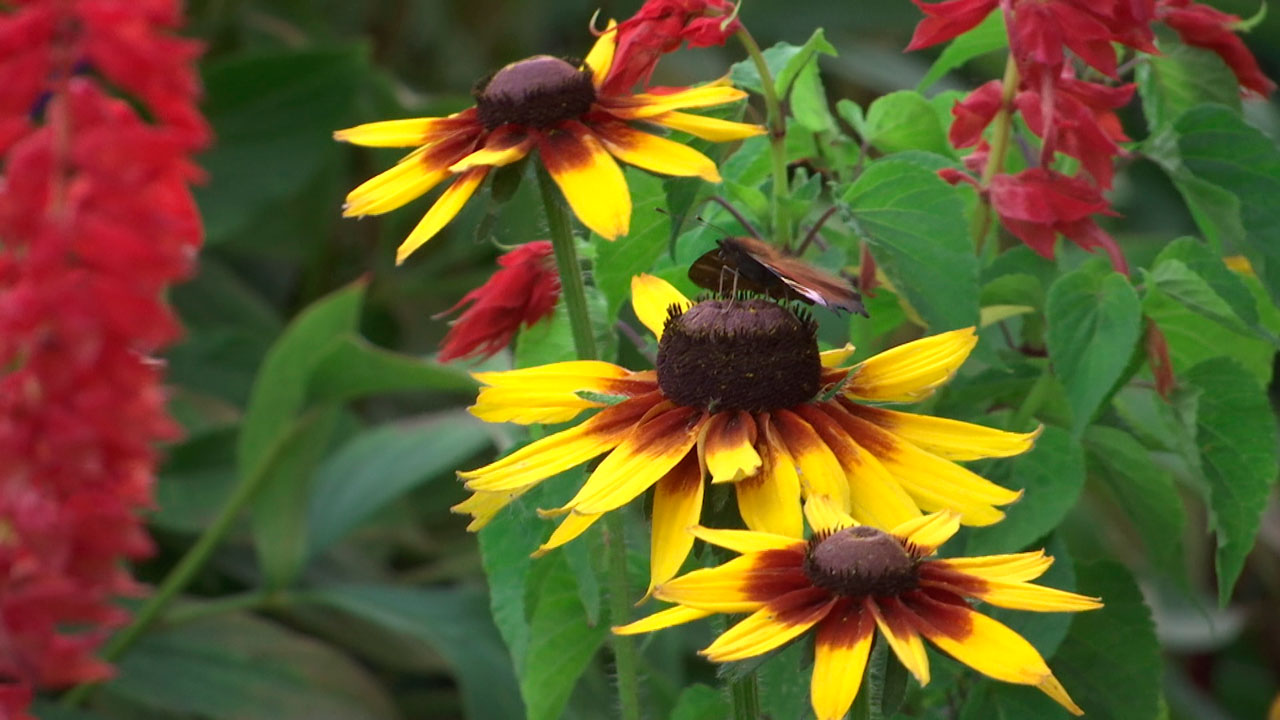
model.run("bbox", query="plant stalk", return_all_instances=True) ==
[737,28,792,249]
[535,164,598,361]
[730,671,762,720]
[970,53,1021,253]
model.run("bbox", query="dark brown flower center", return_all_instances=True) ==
[656,297,820,413]
[803,526,919,597]
[474,56,596,130]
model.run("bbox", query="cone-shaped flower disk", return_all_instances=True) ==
[335,23,764,263]
[616,498,1102,720]
[455,275,1035,593]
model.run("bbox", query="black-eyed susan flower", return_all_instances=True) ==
[615,498,1102,720]
[454,274,1035,593]
[334,24,764,264]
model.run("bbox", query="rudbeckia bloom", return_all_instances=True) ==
[615,499,1102,720]
[335,24,764,264]
[454,275,1034,592]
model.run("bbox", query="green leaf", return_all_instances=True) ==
[1084,426,1188,584]
[861,90,955,157]
[306,411,492,556]
[1053,562,1162,720]
[842,159,979,331]
[790,59,837,133]
[1143,288,1275,387]
[1175,104,1280,305]
[306,334,478,403]
[1143,124,1246,253]
[966,427,1085,555]
[1136,36,1242,131]
[199,47,367,245]
[777,28,838,99]
[757,641,811,720]
[310,584,524,720]
[917,10,1007,92]
[1044,264,1143,435]
[595,170,671,321]
[239,280,366,589]
[728,29,836,98]
[1184,357,1279,604]
[1144,236,1268,340]
[520,552,610,720]
[670,685,732,720]
[102,612,399,720]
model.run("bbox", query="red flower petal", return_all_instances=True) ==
[437,241,561,362]
[906,0,999,51]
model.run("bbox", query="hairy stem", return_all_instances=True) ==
[970,53,1021,253]
[737,28,792,249]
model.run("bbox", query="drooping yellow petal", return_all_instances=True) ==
[534,510,604,556]
[562,407,703,514]
[648,454,704,592]
[539,123,631,240]
[820,344,856,368]
[798,404,921,530]
[460,396,658,491]
[914,602,1082,715]
[843,328,977,403]
[631,274,692,340]
[868,600,931,686]
[846,405,1040,461]
[701,411,761,483]
[892,511,961,556]
[613,605,712,635]
[397,167,488,264]
[771,410,851,511]
[451,488,530,531]
[593,121,721,181]
[644,110,768,141]
[735,438,804,538]
[607,86,751,119]
[342,148,450,218]
[702,597,835,662]
[449,126,534,172]
[933,551,1053,583]
[810,610,875,720]
[583,20,618,89]
[334,111,477,147]
[688,526,804,555]
[802,495,856,535]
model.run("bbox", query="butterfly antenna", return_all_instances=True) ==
[795,205,841,255]
[700,196,764,241]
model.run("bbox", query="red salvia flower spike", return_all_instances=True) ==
[1158,0,1277,96]
[601,0,742,95]
[989,169,1127,272]
[437,241,561,363]
[905,0,999,51]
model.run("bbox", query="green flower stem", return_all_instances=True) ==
[730,671,761,720]
[60,410,329,708]
[969,53,1020,253]
[535,164,598,361]
[1012,365,1054,430]
[535,163,641,720]
[737,28,792,249]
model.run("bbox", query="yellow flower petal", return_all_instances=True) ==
[334,112,476,147]
[534,510,603,556]
[396,167,488,264]
[701,411,761,483]
[934,551,1053,583]
[847,405,1040,461]
[735,438,804,538]
[609,85,751,119]
[342,148,448,218]
[965,580,1103,612]
[648,455,704,592]
[593,121,721,181]
[448,127,534,172]
[702,598,835,662]
[688,526,804,555]
[613,605,713,635]
[656,549,807,611]
[645,110,768,141]
[801,495,855,535]
[810,611,875,720]
[630,274,692,340]
[539,123,631,240]
[869,600,931,685]
[771,410,851,511]
[469,361,646,424]
[820,344,856,368]
[892,511,961,555]
[451,488,530,531]
[460,396,658,491]
[562,407,703,514]
[844,327,977,403]
[583,20,618,89]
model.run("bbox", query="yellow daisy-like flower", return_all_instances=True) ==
[616,498,1102,720]
[335,23,764,264]
[454,274,1036,593]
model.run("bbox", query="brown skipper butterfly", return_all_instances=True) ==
[688,235,867,316]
